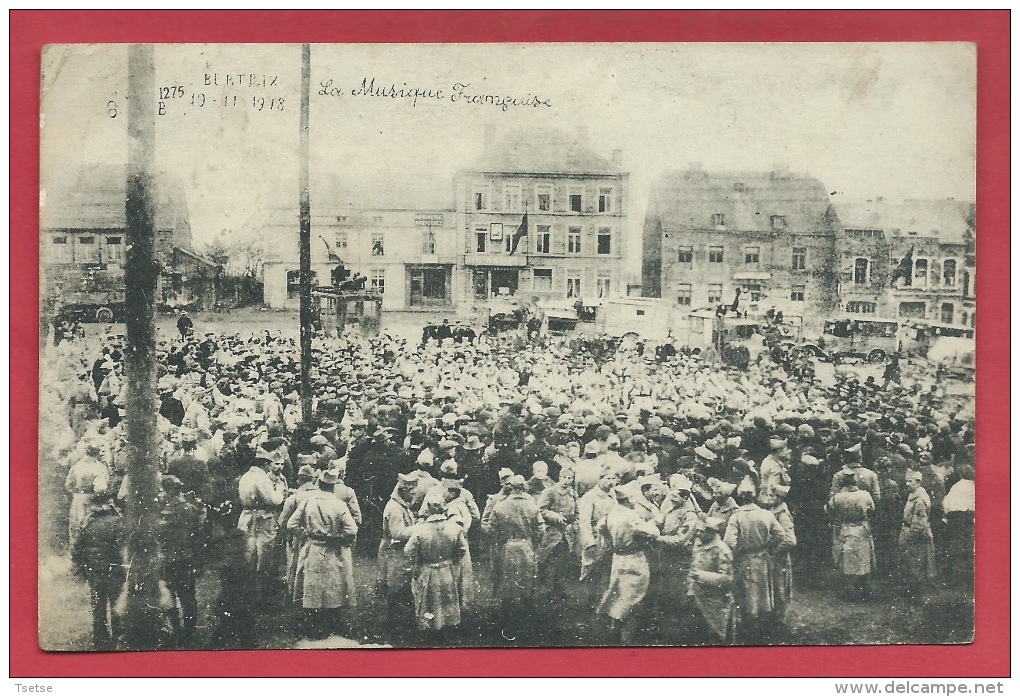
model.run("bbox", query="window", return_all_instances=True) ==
[371,233,385,256]
[771,215,787,232]
[503,185,521,212]
[712,213,726,227]
[940,303,954,324]
[106,236,123,262]
[708,284,723,304]
[569,192,583,213]
[536,186,552,212]
[746,284,762,302]
[854,258,870,285]
[898,301,926,319]
[50,236,70,262]
[709,246,724,263]
[598,188,613,214]
[676,283,692,306]
[566,274,582,299]
[504,234,512,253]
[914,258,928,288]
[846,301,877,314]
[533,268,553,292]
[734,182,747,193]
[596,275,612,299]
[370,269,386,294]
[372,216,383,225]
[744,246,760,264]
[474,190,487,211]
[475,228,487,253]
[421,230,437,255]
[567,227,582,254]
[970,312,975,328]
[534,225,551,254]
[943,259,957,287]
[792,247,806,270]
[677,246,693,264]
[895,257,912,287]
[791,284,805,302]
[338,232,348,249]
[78,236,95,244]
[597,228,612,255]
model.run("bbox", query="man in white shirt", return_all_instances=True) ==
[237,448,288,603]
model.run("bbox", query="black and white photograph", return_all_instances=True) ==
[38,42,977,652]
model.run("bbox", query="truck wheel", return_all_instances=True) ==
[96,307,114,323]
[868,349,886,363]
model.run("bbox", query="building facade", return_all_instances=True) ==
[454,128,629,306]
[835,198,976,328]
[642,168,840,329]
[41,165,217,311]
[261,175,458,312]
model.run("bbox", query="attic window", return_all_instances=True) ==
[734,183,747,193]
[771,215,787,231]
[712,213,726,227]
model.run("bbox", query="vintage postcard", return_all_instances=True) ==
[38,42,976,651]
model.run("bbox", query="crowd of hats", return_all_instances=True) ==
[43,322,974,516]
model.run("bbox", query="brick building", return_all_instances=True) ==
[834,198,976,328]
[642,168,840,329]
[454,128,629,305]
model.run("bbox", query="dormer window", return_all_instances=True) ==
[734,182,746,193]
[771,215,787,231]
[712,213,726,227]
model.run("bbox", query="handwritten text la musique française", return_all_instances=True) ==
[319,77,553,111]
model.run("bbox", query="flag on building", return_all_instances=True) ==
[509,213,528,255]
[890,246,915,287]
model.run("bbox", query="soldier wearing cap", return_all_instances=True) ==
[536,466,578,599]
[484,474,544,637]
[724,477,794,644]
[652,474,701,638]
[826,468,877,600]
[278,460,320,601]
[156,475,206,647]
[286,469,359,639]
[378,472,419,626]
[404,488,470,637]
[71,489,124,650]
[687,516,734,644]
[237,446,288,604]
[597,482,663,643]
[899,469,937,601]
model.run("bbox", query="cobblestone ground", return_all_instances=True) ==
[37,308,974,650]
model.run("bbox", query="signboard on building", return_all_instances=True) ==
[414,213,444,227]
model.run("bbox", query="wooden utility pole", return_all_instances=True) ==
[299,44,314,426]
[122,43,164,649]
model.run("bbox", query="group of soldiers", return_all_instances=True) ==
[45,312,975,649]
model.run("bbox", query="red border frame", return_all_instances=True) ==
[10,10,1009,677]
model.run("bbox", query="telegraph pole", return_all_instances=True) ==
[122,43,164,648]
[299,44,314,426]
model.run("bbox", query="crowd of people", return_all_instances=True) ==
[43,312,976,649]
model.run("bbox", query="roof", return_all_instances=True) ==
[834,198,974,244]
[646,169,835,234]
[41,164,192,239]
[465,128,624,175]
[264,171,455,215]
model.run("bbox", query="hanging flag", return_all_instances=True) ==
[730,286,742,313]
[509,213,528,254]
[890,246,914,287]
[319,235,342,263]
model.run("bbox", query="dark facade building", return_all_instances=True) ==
[642,167,840,329]
[835,198,976,328]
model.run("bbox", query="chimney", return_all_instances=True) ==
[611,149,623,166]
[483,124,496,152]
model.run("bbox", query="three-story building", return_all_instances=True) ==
[455,128,629,305]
